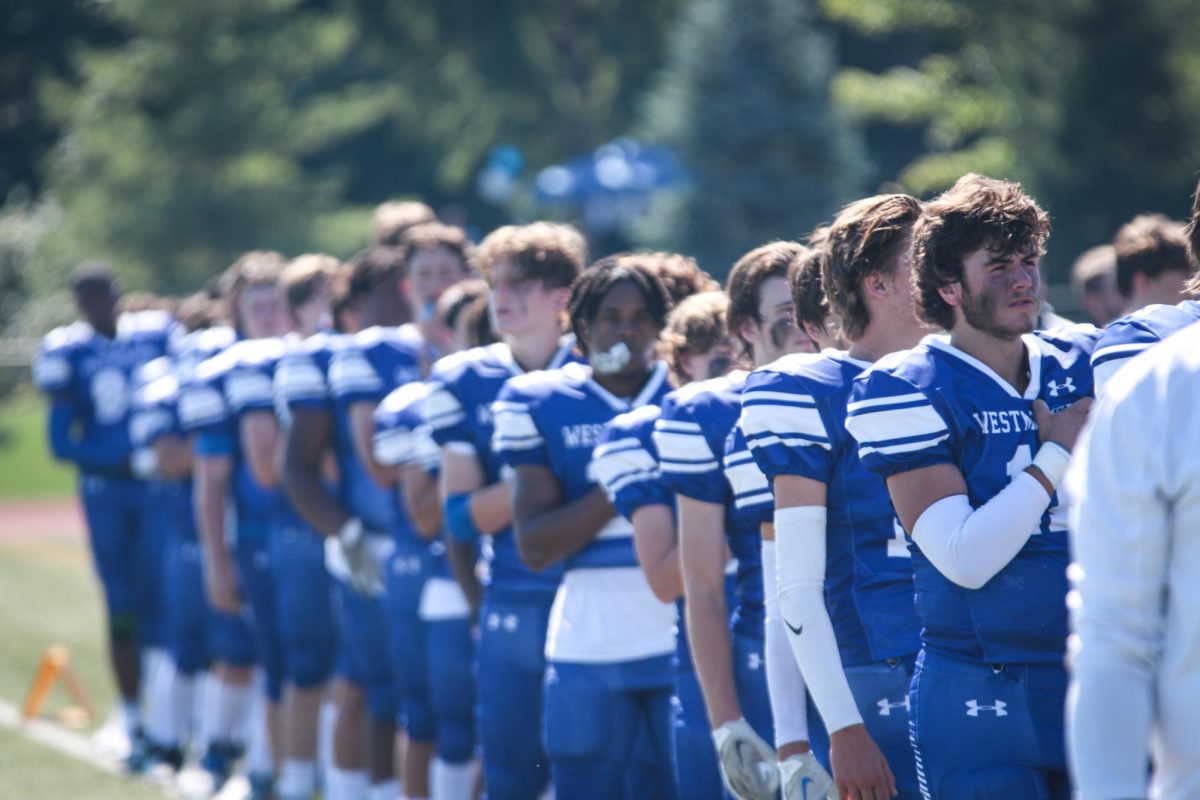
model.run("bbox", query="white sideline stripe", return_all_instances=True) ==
[0,697,122,775]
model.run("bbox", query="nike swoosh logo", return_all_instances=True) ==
[783,616,803,636]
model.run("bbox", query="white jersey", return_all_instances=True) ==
[1068,323,1200,800]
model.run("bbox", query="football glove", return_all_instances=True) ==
[779,751,836,800]
[712,718,780,800]
[330,517,384,597]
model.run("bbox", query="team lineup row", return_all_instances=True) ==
[33,178,1200,800]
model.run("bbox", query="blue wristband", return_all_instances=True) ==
[445,492,482,542]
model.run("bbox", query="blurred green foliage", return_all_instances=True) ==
[2,0,1198,313]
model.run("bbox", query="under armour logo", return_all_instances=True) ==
[484,613,518,632]
[747,652,763,671]
[1047,377,1075,397]
[877,696,910,716]
[965,699,1008,717]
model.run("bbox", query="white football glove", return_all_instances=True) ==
[712,718,780,800]
[329,517,384,597]
[779,751,836,800]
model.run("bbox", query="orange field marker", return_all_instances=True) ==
[22,645,96,725]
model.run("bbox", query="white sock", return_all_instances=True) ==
[326,767,369,800]
[278,759,317,799]
[367,779,400,800]
[121,699,141,738]
[244,682,273,777]
[146,656,178,745]
[430,757,475,800]
[318,700,337,795]
[201,675,251,747]
[170,672,196,747]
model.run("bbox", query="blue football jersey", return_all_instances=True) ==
[742,352,921,666]
[180,337,287,525]
[327,326,422,531]
[425,339,578,593]
[493,361,671,571]
[1091,300,1200,393]
[723,421,772,530]
[655,372,764,638]
[372,381,446,560]
[129,357,183,477]
[845,329,1100,664]
[33,310,177,471]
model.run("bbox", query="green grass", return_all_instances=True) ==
[0,727,162,800]
[0,532,164,798]
[0,535,116,724]
[0,387,75,500]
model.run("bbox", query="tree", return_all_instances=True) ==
[640,0,869,274]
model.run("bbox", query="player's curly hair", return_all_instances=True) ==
[591,251,718,309]
[822,194,921,341]
[473,222,587,290]
[727,241,809,360]
[658,291,734,386]
[567,260,671,356]
[912,174,1050,331]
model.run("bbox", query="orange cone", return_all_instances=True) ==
[21,645,94,724]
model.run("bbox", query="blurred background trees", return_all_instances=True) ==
[3,0,1200,318]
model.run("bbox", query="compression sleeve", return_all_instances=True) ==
[761,539,809,747]
[775,505,862,734]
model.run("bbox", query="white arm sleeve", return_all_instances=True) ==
[775,506,862,734]
[912,469,1053,591]
[760,539,809,747]
[1068,381,1168,800]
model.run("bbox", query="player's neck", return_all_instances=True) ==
[949,324,1029,393]
[507,328,563,373]
[848,314,926,364]
[592,364,654,400]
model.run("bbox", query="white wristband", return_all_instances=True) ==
[338,517,364,547]
[1032,441,1071,490]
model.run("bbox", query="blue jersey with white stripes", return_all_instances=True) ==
[1091,300,1200,394]
[129,357,184,476]
[493,361,671,571]
[181,337,288,526]
[845,329,1099,664]
[723,421,772,530]
[34,311,177,472]
[655,372,764,638]
[328,326,422,531]
[373,381,454,572]
[742,352,921,667]
[425,339,578,593]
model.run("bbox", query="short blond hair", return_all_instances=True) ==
[373,200,437,245]
[282,254,339,309]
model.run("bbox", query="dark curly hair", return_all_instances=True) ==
[567,260,671,355]
[912,174,1050,331]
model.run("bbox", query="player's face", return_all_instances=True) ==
[291,284,332,338]
[488,258,568,338]
[239,284,290,339]
[954,246,1041,340]
[1134,267,1192,308]
[683,335,739,383]
[1084,274,1125,327]
[751,275,814,366]
[583,280,660,376]
[74,285,119,334]
[408,246,469,310]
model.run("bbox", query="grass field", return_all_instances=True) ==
[0,514,162,798]
[0,387,75,501]
[0,727,162,800]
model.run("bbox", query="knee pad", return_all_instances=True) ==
[436,715,475,764]
[287,640,335,688]
[366,678,398,724]
[403,697,436,743]
[109,613,139,644]
[939,765,1051,800]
